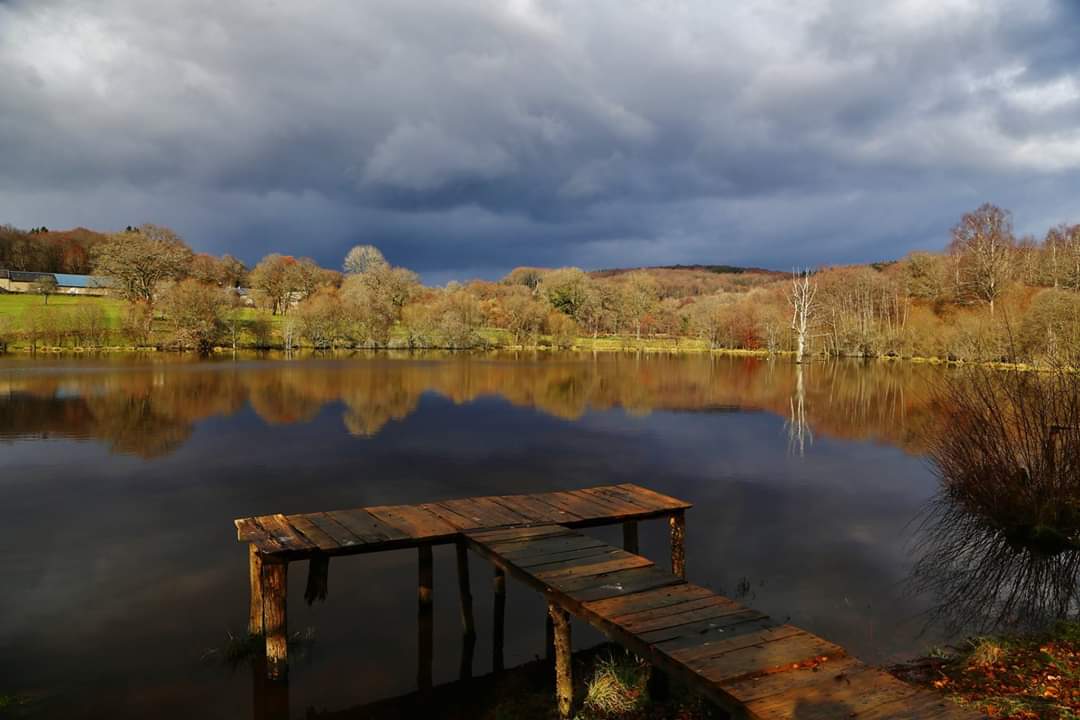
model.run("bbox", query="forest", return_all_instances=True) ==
[1,202,1078,363]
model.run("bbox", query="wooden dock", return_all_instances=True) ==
[235,485,974,719]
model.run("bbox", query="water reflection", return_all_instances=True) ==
[0,353,971,717]
[0,353,937,457]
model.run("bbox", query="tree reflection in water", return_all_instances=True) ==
[911,364,1080,633]
[0,352,941,458]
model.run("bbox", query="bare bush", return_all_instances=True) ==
[913,363,1080,631]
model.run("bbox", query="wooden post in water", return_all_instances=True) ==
[261,558,288,680]
[456,541,477,679]
[669,510,686,578]
[622,520,639,555]
[417,544,434,693]
[549,603,573,720]
[493,566,506,672]
[545,612,554,662]
[304,554,329,605]
[248,544,264,636]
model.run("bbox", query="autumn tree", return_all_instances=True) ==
[504,291,548,345]
[950,204,1016,316]
[220,254,248,288]
[159,279,227,353]
[248,254,334,314]
[296,288,349,349]
[91,224,193,305]
[542,267,592,321]
[620,271,659,339]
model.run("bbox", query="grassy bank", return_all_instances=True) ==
[893,622,1080,719]
[0,293,1057,367]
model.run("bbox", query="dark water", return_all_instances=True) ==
[0,352,949,718]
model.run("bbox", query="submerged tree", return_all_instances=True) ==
[912,363,1080,632]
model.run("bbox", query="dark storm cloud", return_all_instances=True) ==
[1,0,1079,280]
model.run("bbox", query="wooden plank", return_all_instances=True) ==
[666,624,810,667]
[563,567,686,603]
[540,491,617,519]
[685,631,847,685]
[468,525,574,544]
[236,517,285,554]
[304,512,365,548]
[288,514,343,551]
[498,535,609,560]
[645,610,773,648]
[617,483,691,511]
[744,664,922,719]
[584,583,716,620]
[258,514,317,552]
[535,553,653,581]
[718,655,865,704]
[592,485,664,511]
[566,488,634,515]
[612,594,743,628]
[617,597,751,634]
[487,494,558,523]
[420,502,481,530]
[366,504,459,538]
[328,508,410,543]
[517,545,621,570]
[506,493,586,522]
[439,497,523,528]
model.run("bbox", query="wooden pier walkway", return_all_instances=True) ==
[235,485,974,719]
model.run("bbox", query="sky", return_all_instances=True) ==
[1,0,1079,283]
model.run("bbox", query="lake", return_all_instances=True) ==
[0,352,953,718]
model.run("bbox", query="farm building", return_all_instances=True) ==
[0,270,111,296]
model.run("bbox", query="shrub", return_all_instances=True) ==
[913,363,1080,631]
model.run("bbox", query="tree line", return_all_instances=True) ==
[3,202,1080,361]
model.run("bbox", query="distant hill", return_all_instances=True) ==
[590,264,785,298]
[593,263,784,277]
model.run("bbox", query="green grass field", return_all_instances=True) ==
[0,293,125,324]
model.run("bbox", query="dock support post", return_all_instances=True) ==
[549,603,572,720]
[670,510,686,578]
[545,612,554,662]
[261,558,288,680]
[622,520,639,555]
[418,544,434,693]
[493,566,506,672]
[248,545,264,636]
[304,554,329,605]
[456,541,476,680]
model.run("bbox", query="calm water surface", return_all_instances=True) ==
[0,353,950,718]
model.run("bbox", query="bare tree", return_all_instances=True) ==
[30,274,57,304]
[950,203,1016,316]
[787,269,817,363]
[91,224,192,305]
[343,244,388,275]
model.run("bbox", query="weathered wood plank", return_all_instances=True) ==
[304,512,364,548]
[617,483,692,511]
[327,509,410,543]
[420,502,480,530]
[367,504,459,539]
[288,515,342,551]
[584,583,716,620]
[534,553,653,582]
[258,514,317,552]
[502,493,585,522]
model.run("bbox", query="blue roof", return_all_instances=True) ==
[53,273,106,288]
